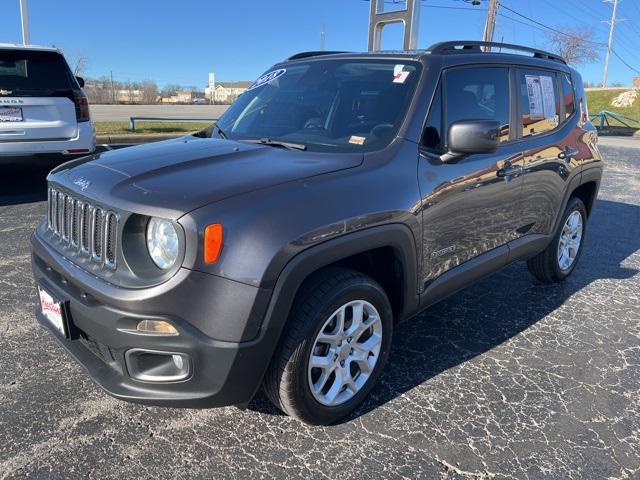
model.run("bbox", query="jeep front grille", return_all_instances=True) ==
[47,186,119,269]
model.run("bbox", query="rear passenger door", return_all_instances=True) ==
[516,68,582,236]
[417,66,528,285]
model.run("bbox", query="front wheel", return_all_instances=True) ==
[527,197,587,283]
[263,267,393,425]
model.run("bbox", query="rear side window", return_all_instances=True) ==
[517,69,560,137]
[560,73,575,119]
[0,50,74,94]
[443,67,511,146]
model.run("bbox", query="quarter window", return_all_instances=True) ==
[518,69,560,137]
[422,83,442,151]
[560,73,575,119]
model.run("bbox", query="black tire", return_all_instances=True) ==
[527,197,588,283]
[263,267,393,425]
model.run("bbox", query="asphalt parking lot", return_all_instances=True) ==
[0,142,638,479]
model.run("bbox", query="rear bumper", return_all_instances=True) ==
[0,121,95,159]
[31,233,274,408]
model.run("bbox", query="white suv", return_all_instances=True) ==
[0,44,95,166]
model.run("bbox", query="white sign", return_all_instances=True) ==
[539,75,556,119]
[38,287,66,336]
[525,75,544,120]
[525,75,556,120]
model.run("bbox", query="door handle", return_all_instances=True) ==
[496,162,521,178]
[558,146,579,162]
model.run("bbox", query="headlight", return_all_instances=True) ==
[146,217,179,270]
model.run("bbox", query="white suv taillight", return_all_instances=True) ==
[73,89,90,122]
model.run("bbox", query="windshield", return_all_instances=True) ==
[213,59,421,152]
[0,50,74,95]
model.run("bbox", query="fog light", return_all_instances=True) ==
[172,354,184,370]
[136,319,178,336]
[125,349,191,382]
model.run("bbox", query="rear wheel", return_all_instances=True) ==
[527,197,587,283]
[264,267,393,425]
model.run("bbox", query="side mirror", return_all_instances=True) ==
[441,119,501,163]
[75,76,85,88]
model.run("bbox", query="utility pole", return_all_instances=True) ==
[110,71,116,104]
[19,0,30,45]
[482,0,499,51]
[602,0,619,88]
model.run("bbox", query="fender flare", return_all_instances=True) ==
[241,223,420,404]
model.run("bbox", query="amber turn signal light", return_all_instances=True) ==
[204,223,223,264]
[136,319,179,336]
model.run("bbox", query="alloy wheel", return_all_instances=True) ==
[307,300,383,407]
[557,210,583,271]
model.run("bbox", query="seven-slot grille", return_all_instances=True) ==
[47,186,119,269]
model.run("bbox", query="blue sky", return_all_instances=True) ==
[1,0,638,87]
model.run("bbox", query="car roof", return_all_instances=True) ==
[0,43,61,53]
[282,41,568,70]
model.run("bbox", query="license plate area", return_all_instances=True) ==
[38,286,70,338]
[0,107,23,122]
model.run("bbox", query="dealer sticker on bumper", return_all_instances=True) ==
[0,107,23,122]
[38,287,67,336]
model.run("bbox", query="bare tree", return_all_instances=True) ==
[66,51,90,77]
[548,27,600,66]
[161,84,182,97]
[140,80,159,104]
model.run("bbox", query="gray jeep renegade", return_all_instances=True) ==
[32,41,603,425]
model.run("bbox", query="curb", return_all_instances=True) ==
[96,133,187,145]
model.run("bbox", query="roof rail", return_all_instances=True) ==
[286,51,349,61]
[428,41,566,64]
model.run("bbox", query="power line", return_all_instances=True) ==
[361,1,486,11]
[362,0,640,76]
[612,49,640,75]
[497,3,640,75]
[498,3,606,46]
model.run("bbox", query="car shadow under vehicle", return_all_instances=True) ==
[0,146,129,207]
[247,199,639,423]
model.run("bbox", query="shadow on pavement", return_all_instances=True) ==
[248,199,640,422]
[0,164,51,206]
[0,146,129,207]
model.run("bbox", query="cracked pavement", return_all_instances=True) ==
[0,143,638,479]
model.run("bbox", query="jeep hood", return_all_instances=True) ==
[49,137,363,219]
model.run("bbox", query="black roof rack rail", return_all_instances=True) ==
[428,41,566,64]
[286,51,349,61]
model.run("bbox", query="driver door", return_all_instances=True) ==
[417,65,527,287]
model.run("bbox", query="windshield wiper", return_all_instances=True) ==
[243,138,307,151]
[214,124,227,139]
[194,122,227,139]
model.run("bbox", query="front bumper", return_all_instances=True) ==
[31,233,274,408]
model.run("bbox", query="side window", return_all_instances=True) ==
[518,69,560,137]
[443,67,511,145]
[422,83,442,151]
[560,73,575,119]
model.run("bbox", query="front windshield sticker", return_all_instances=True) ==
[247,68,286,91]
[393,71,410,84]
[349,135,366,145]
[393,65,410,84]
